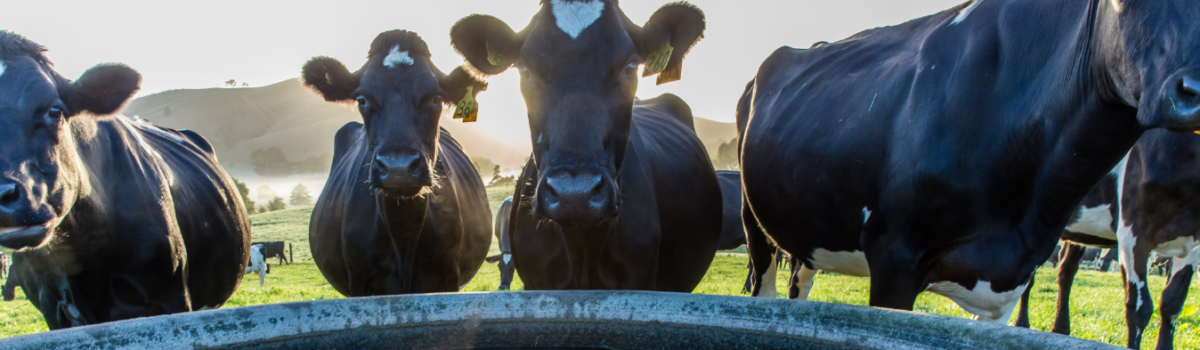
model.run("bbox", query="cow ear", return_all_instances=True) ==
[64,64,141,117]
[451,15,522,75]
[636,2,705,85]
[301,56,361,102]
[440,66,488,123]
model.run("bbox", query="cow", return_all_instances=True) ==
[245,244,268,286]
[0,32,251,329]
[251,241,292,265]
[484,197,515,290]
[303,30,492,296]
[2,252,21,301]
[716,170,747,250]
[737,0,1200,341]
[0,252,6,280]
[450,0,722,291]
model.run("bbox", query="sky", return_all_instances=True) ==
[0,0,967,142]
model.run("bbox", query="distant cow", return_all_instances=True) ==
[0,32,251,329]
[737,0,1200,331]
[452,0,721,291]
[245,244,267,286]
[251,241,292,265]
[304,31,492,296]
[2,253,22,301]
[484,198,516,290]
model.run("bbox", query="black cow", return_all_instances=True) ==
[716,170,747,250]
[1114,130,1200,349]
[0,32,251,329]
[251,241,292,265]
[484,197,515,290]
[2,252,21,301]
[451,1,721,291]
[738,0,1200,332]
[304,31,492,296]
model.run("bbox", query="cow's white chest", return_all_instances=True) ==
[1064,205,1116,240]
[551,0,604,39]
[926,280,1027,323]
[810,249,870,277]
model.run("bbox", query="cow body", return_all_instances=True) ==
[739,0,1200,328]
[716,170,747,250]
[310,127,491,295]
[484,197,515,290]
[246,244,267,286]
[251,241,291,265]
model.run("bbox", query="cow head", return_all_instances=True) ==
[0,32,140,250]
[452,0,704,224]
[1100,1,1200,130]
[303,30,485,197]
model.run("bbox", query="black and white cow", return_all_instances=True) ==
[451,1,722,291]
[0,32,252,329]
[738,0,1200,333]
[304,31,493,296]
[484,197,516,290]
[251,241,292,265]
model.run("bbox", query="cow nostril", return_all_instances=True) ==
[405,156,423,177]
[0,185,18,207]
[1177,76,1200,100]
[587,175,604,193]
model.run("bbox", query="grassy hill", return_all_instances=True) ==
[120,80,737,173]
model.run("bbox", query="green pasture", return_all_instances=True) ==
[0,182,1196,349]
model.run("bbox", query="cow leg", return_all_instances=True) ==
[1014,269,1034,328]
[1052,243,1086,335]
[789,263,818,300]
[744,198,776,298]
[1119,237,1154,349]
[1155,254,1196,350]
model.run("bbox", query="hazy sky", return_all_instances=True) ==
[1,0,966,141]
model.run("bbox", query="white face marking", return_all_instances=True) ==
[926,280,1028,323]
[754,257,778,299]
[1064,205,1116,240]
[792,265,818,300]
[551,0,605,40]
[951,0,983,25]
[810,249,871,276]
[502,253,512,264]
[862,207,872,224]
[383,45,415,68]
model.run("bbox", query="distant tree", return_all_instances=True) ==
[470,156,496,180]
[250,147,294,177]
[290,184,314,207]
[163,106,172,117]
[266,197,287,212]
[257,206,267,214]
[256,185,278,201]
[225,79,237,87]
[714,137,739,170]
[241,82,249,87]
[487,165,515,187]
[298,153,334,174]
[231,177,255,214]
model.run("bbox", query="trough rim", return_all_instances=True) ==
[0,290,1117,349]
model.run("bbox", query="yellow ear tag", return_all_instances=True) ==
[454,86,480,123]
[1195,130,1200,135]
[487,42,505,67]
[642,43,673,77]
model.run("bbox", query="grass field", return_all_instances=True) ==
[1,183,1197,349]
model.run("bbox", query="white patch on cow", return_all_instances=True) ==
[792,265,818,300]
[1064,205,1116,240]
[951,0,983,25]
[862,207,872,224]
[550,0,604,40]
[0,61,5,78]
[1154,236,1196,259]
[502,253,512,264]
[199,305,217,311]
[1117,223,1146,309]
[810,249,871,276]
[246,244,267,286]
[1172,245,1199,276]
[383,46,414,68]
[755,257,778,299]
[926,280,1028,323]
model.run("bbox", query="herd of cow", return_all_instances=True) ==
[0,0,1198,348]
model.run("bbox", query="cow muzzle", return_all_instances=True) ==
[371,150,431,196]
[535,168,618,224]
[0,181,57,250]
[1159,69,1200,128]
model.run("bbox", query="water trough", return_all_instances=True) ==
[0,291,1117,349]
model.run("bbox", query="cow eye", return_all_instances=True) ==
[48,107,63,118]
[356,96,368,108]
[432,94,444,105]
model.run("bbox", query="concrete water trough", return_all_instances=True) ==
[0,291,1117,349]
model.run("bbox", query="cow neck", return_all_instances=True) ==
[1016,0,1141,254]
[374,192,428,293]
[558,220,612,290]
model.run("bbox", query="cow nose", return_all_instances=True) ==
[0,183,20,214]
[536,170,617,223]
[1167,74,1200,121]
[372,152,430,192]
